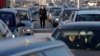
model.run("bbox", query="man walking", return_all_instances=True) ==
[39,5,47,28]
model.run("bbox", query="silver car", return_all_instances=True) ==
[0,20,15,39]
[0,36,74,56]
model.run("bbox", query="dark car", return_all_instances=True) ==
[52,22,100,49]
[2,8,36,35]
[0,9,22,36]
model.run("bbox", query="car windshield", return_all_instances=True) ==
[53,10,61,16]
[76,14,100,21]
[49,8,61,12]
[63,10,72,17]
[61,10,72,21]
[0,12,16,27]
[17,10,29,20]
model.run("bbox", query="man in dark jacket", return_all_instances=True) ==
[39,5,47,28]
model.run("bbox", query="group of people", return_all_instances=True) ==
[39,5,47,29]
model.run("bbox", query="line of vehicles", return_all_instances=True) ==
[0,5,100,55]
[0,6,75,56]
[49,7,100,49]
[0,7,38,38]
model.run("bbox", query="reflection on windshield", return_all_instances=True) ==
[76,14,100,21]
[17,11,29,20]
[63,10,72,16]
[53,11,61,16]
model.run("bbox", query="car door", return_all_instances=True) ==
[0,20,12,38]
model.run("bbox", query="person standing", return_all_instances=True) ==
[39,5,47,28]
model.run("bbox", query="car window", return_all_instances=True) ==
[63,10,72,17]
[0,12,16,27]
[69,12,75,20]
[76,14,100,21]
[17,10,29,20]
[53,29,94,43]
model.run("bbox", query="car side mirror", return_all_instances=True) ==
[17,23,25,27]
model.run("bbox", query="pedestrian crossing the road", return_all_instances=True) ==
[34,18,55,33]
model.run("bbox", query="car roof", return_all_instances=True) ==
[63,8,80,11]
[0,41,68,56]
[11,8,29,11]
[77,10,100,14]
[0,36,54,49]
[0,9,17,14]
[60,22,100,29]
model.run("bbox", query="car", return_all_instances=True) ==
[10,8,37,35]
[52,22,100,49]
[0,36,74,56]
[59,8,79,24]
[62,10,100,24]
[47,6,62,21]
[88,1,97,7]
[0,20,15,39]
[0,9,23,37]
[49,9,62,27]
[75,10,100,21]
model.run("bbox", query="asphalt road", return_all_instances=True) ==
[34,17,54,33]
[34,17,100,56]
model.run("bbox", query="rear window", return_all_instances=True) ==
[0,12,16,27]
[17,10,29,20]
[76,14,100,21]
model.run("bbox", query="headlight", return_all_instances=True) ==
[23,28,31,32]
[11,34,15,38]
[55,18,59,21]
[26,29,31,31]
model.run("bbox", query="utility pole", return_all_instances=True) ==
[77,0,82,9]
[9,0,15,8]
[52,0,54,3]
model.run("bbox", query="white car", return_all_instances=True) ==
[0,20,15,39]
[88,1,97,7]
[63,10,100,24]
